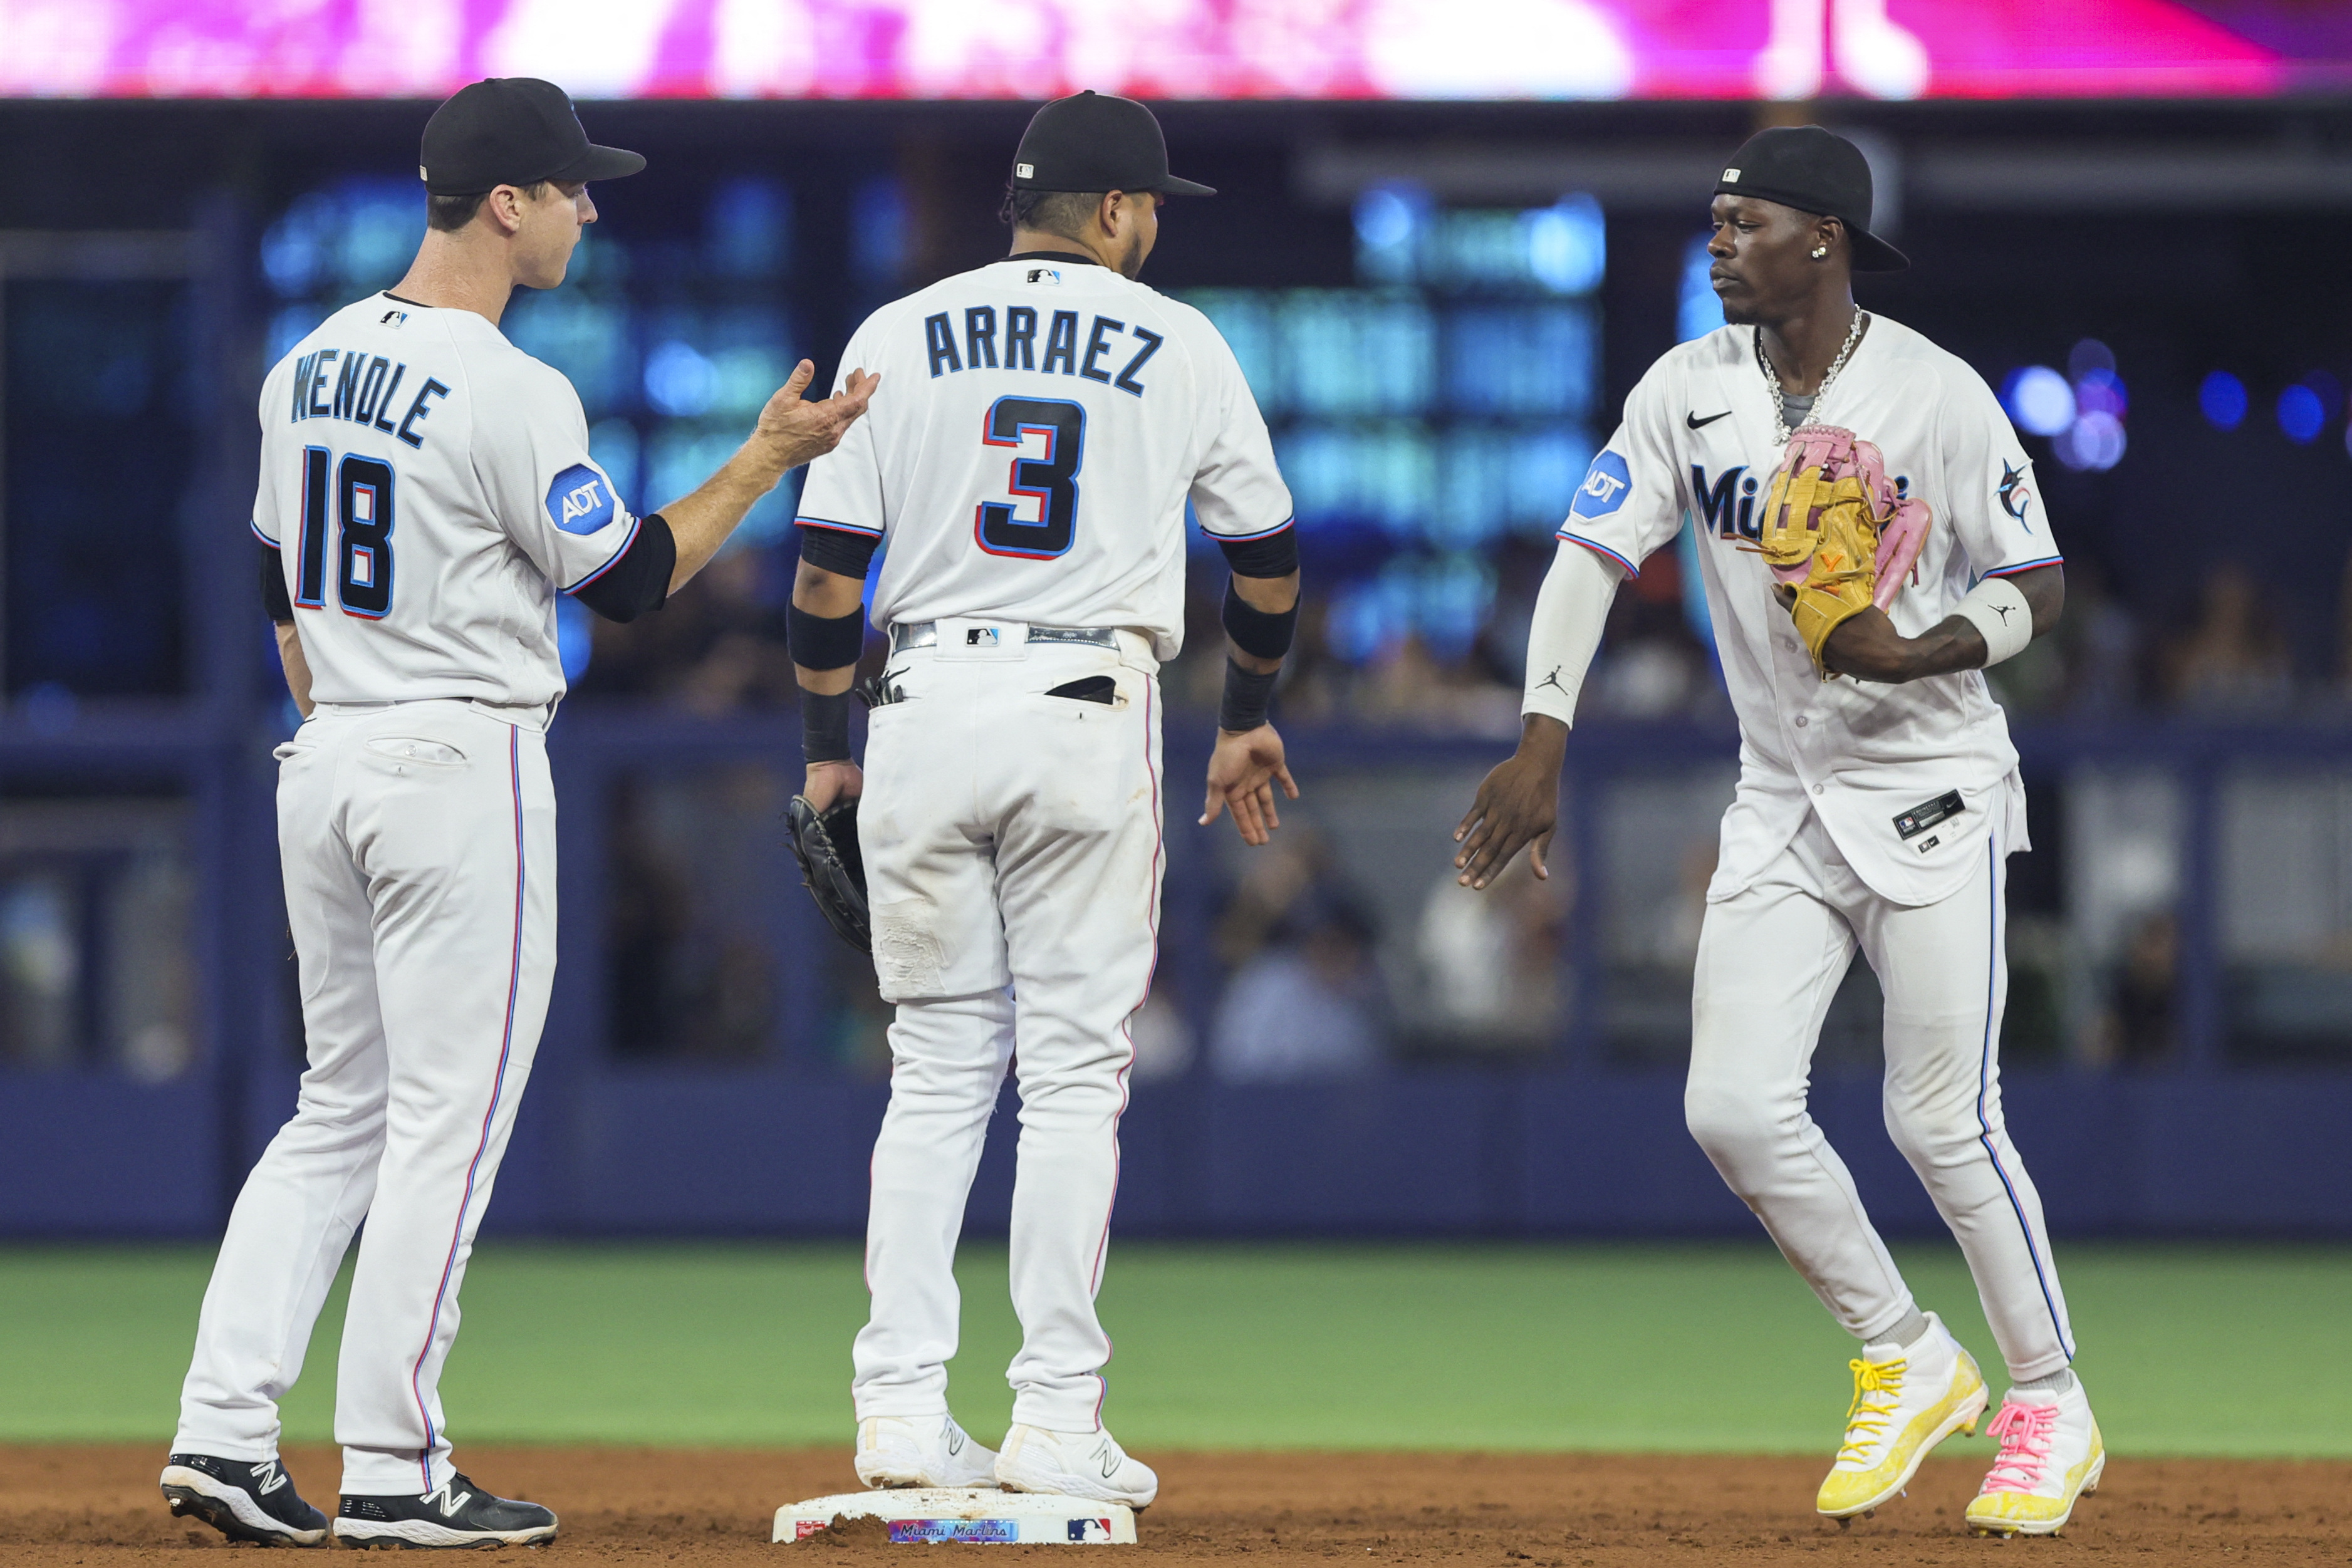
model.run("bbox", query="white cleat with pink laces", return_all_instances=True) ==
[1964,1378,2105,1537]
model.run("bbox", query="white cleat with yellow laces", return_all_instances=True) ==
[1815,1311,1989,1522]
[1965,1378,2105,1537]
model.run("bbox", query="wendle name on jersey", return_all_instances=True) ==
[286,343,450,450]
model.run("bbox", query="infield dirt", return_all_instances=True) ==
[8,1445,2347,1565]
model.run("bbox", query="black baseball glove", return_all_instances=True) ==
[784,794,869,953]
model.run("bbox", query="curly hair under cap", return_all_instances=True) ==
[1000,185,1106,240]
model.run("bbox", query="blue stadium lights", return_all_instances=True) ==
[1353,183,1432,286]
[2074,367,2126,420]
[2277,383,2326,444]
[643,340,719,417]
[1678,234,1725,343]
[2007,348,2129,472]
[2198,371,2249,430]
[2001,366,2074,438]
[1522,194,1606,296]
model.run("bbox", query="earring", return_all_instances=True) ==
[1811,245,1828,258]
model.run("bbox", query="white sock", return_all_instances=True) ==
[1865,1307,1932,1354]
[2014,1368,2075,1394]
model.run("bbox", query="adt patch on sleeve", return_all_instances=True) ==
[1569,450,1632,519]
[547,464,617,535]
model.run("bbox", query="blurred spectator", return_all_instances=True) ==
[2053,557,2145,715]
[1209,894,1390,1081]
[1351,631,1519,734]
[2084,910,2178,1066]
[1213,828,1331,965]
[2165,561,2291,713]
[605,777,694,1056]
[1209,826,1392,1079]
[1643,839,1717,970]
[1411,849,1570,1053]
[602,766,784,1059]
[1125,992,1198,1081]
[1582,549,1717,720]
[575,543,802,712]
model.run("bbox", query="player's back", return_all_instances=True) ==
[798,256,1288,660]
[255,293,635,708]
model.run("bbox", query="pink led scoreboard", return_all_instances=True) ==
[0,0,2338,100]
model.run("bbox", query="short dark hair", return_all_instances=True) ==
[426,179,553,232]
[1000,185,1105,240]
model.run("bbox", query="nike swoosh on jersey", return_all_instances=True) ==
[1687,410,1732,429]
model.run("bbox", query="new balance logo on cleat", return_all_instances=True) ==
[334,1473,556,1549]
[159,1452,330,1547]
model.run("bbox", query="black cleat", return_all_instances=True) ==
[160,1452,330,1547]
[334,1473,559,1549]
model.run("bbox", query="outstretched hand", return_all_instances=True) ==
[1201,724,1300,846]
[1454,717,1566,889]
[757,360,880,470]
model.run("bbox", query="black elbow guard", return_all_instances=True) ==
[798,524,882,580]
[788,603,869,670]
[571,514,676,624]
[1215,526,1298,578]
[259,542,294,623]
[1221,578,1299,661]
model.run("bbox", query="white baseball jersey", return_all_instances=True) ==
[794,255,1293,658]
[1543,315,2061,906]
[253,292,640,707]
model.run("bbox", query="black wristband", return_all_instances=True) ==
[801,688,853,764]
[788,603,868,670]
[1219,659,1279,733]
[1221,579,1299,661]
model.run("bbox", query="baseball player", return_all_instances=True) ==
[786,91,1299,1508]
[1454,127,2100,1538]
[159,78,874,1549]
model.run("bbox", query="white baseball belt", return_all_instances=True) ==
[888,621,1123,654]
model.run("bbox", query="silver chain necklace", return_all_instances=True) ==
[1757,307,1866,444]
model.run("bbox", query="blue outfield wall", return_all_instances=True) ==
[11,715,2352,1239]
[9,1058,2352,1240]
[536,1069,2351,1238]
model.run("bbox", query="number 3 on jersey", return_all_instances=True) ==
[976,397,1085,560]
[294,446,397,618]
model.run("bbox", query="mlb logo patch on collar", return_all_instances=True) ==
[1026,267,1061,286]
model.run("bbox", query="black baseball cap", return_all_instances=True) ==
[1714,126,1907,273]
[1011,91,1214,198]
[419,78,645,197]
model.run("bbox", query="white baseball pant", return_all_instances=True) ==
[850,626,1162,1433]
[1685,809,2075,1381]
[176,699,556,1494]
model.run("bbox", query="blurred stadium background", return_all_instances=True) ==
[6,0,2352,1265]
